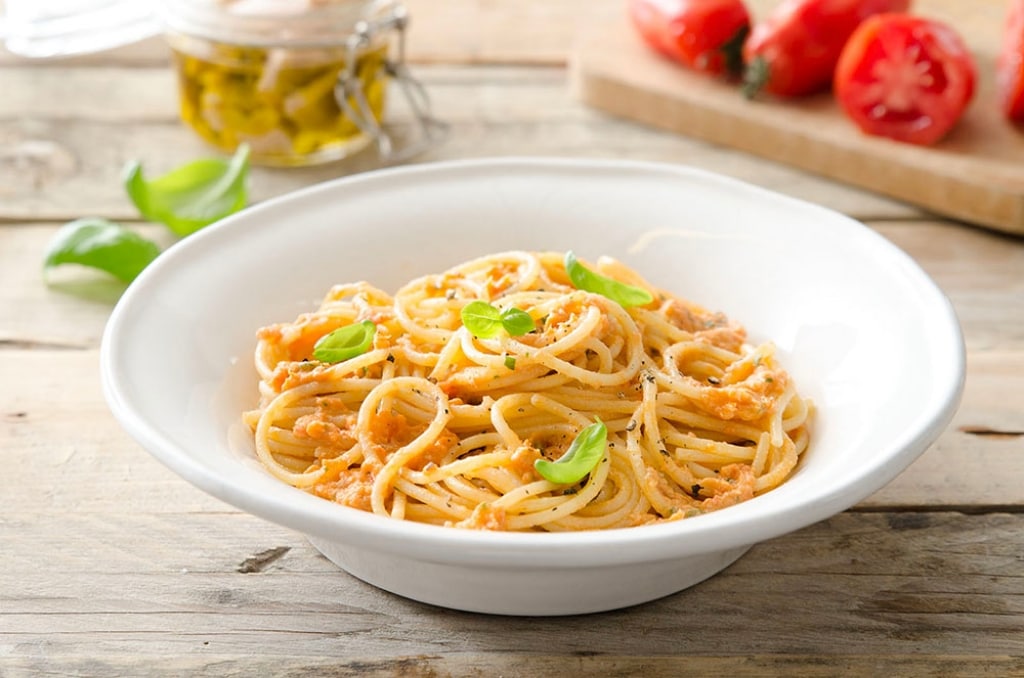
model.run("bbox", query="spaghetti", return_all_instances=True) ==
[245,251,812,531]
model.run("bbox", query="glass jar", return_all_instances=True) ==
[161,0,442,167]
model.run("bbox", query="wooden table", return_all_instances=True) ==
[2,1,1022,675]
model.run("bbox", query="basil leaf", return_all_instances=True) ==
[463,301,536,338]
[312,321,376,363]
[504,355,516,370]
[534,418,607,485]
[461,300,505,339]
[42,218,160,283]
[124,143,250,236]
[564,251,654,308]
[500,307,536,336]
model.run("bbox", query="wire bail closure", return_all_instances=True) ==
[335,5,447,165]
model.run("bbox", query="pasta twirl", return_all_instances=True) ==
[244,251,812,531]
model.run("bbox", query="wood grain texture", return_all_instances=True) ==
[571,0,1024,235]
[1,511,1021,663]
[0,65,918,223]
[2,0,1023,671]
[5,219,1021,351]
[3,655,1022,678]
[873,221,1024,353]
[0,0,623,68]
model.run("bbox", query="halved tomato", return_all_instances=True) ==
[628,0,751,77]
[998,0,1024,121]
[835,14,976,145]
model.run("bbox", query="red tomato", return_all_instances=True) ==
[742,0,911,97]
[835,14,976,145]
[628,0,752,77]
[998,0,1024,121]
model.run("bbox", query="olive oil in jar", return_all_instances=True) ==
[162,0,403,167]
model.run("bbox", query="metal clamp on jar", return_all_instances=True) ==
[162,0,445,167]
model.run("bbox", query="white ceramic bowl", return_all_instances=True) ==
[101,158,964,615]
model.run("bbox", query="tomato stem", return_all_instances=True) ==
[742,56,771,99]
[720,25,750,80]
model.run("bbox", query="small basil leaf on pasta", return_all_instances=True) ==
[534,418,607,485]
[313,321,376,363]
[499,307,535,336]
[564,251,654,308]
[504,356,516,370]
[43,218,161,283]
[461,301,505,338]
[124,143,250,236]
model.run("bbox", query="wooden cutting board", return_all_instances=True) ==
[570,0,1024,234]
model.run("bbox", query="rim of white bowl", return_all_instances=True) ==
[101,157,965,569]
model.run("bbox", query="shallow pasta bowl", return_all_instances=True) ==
[101,157,964,615]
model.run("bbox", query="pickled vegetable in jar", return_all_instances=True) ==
[162,0,410,167]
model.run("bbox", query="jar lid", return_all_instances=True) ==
[1,0,160,58]
[160,0,398,47]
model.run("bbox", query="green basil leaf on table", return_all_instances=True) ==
[124,143,250,236]
[42,218,161,283]
[564,250,654,308]
[534,418,608,485]
[313,321,377,363]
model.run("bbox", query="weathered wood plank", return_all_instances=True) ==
[0,349,1020,513]
[0,65,920,222]
[0,225,173,349]
[1,1,1017,672]
[0,0,626,68]
[863,352,1024,509]
[2,655,1022,678]
[1,512,1021,660]
[6,0,990,69]
[4,219,1021,351]
[0,65,574,121]
[875,222,1024,353]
